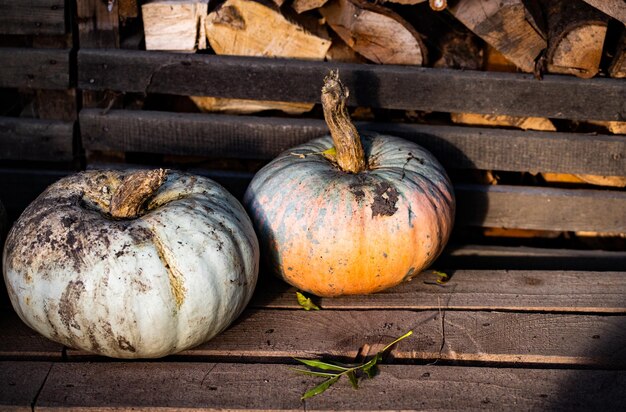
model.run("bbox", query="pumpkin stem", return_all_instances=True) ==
[109,169,167,219]
[321,70,366,173]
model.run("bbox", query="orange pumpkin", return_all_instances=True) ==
[244,71,454,297]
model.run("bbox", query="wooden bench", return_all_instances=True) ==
[1,0,626,410]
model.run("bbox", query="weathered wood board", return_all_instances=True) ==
[79,109,626,176]
[0,48,70,90]
[0,0,65,35]
[77,49,626,121]
[32,362,626,410]
[0,117,74,162]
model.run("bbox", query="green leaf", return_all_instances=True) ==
[295,358,350,372]
[346,370,359,389]
[296,292,320,311]
[361,357,379,378]
[290,368,340,378]
[433,270,449,285]
[301,375,340,400]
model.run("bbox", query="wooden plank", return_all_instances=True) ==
[0,361,52,412]
[0,48,70,90]
[80,109,626,176]
[250,269,626,313]
[0,311,64,360]
[34,362,626,410]
[0,0,66,35]
[76,0,119,48]
[66,309,626,367]
[456,184,626,233]
[439,244,626,271]
[0,117,74,162]
[77,49,626,121]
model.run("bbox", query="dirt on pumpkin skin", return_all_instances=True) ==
[371,182,399,217]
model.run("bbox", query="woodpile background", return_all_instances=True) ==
[0,0,625,251]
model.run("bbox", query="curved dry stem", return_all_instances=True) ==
[109,169,167,219]
[321,70,366,174]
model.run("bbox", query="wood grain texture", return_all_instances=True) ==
[142,0,209,51]
[449,0,546,72]
[0,361,52,411]
[0,0,65,35]
[456,184,626,233]
[64,308,626,367]
[33,362,626,410]
[0,117,74,162]
[581,0,626,25]
[79,109,626,176]
[76,0,119,48]
[250,269,626,313]
[0,48,70,90]
[77,49,626,121]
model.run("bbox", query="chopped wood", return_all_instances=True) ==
[432,30,483,70]
[320,0,426,65]
[574,174,626,188]
[325,33,368,63]
[544,0,609,78]
[201,0,329,113]
[449,0,546,73]
[581,0,626,25]
[292,0,329,14]
[206,0,330,58]
[450,113,556,131]
[119,0,138,18]
[142,0,209,52]
[189,96,314,114]
[609,30,626,78]
[484,45,521,72]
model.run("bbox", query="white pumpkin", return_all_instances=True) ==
[2,169,259,358]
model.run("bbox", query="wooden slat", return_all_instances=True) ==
[0,311,64,360]
[33,362,626,410]
[77,49,626,121]
[65,308,626,367]
[0,117,74,162]
[456,184,626,232]
[0,361,52,412]
[440,244,626,271]
[251,270,626,313]
[0,0,65,35]
[80,109,626,176]
[0,48,70,90]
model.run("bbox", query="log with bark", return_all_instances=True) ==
[319,0,427,65]
[449,0,546,73]
[543,0,609,78]
[609,29,626,78]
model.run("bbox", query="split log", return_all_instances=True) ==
[484,45,520,72]
[450,113,556,131]
[325,33,367,63]
[449,0,546,73]
[291,0,329,14]
[199,0,330,114]
[543,0,609,78]
[142,0,209,52]
[119,0,138,19]
[320,0,426,65]
[580,0,626,25]
[206,0,330,58]
[189,97,314,114]
[609,30,626,78]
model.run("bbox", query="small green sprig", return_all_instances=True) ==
[292,330,413,400]
[296,291,320,311]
